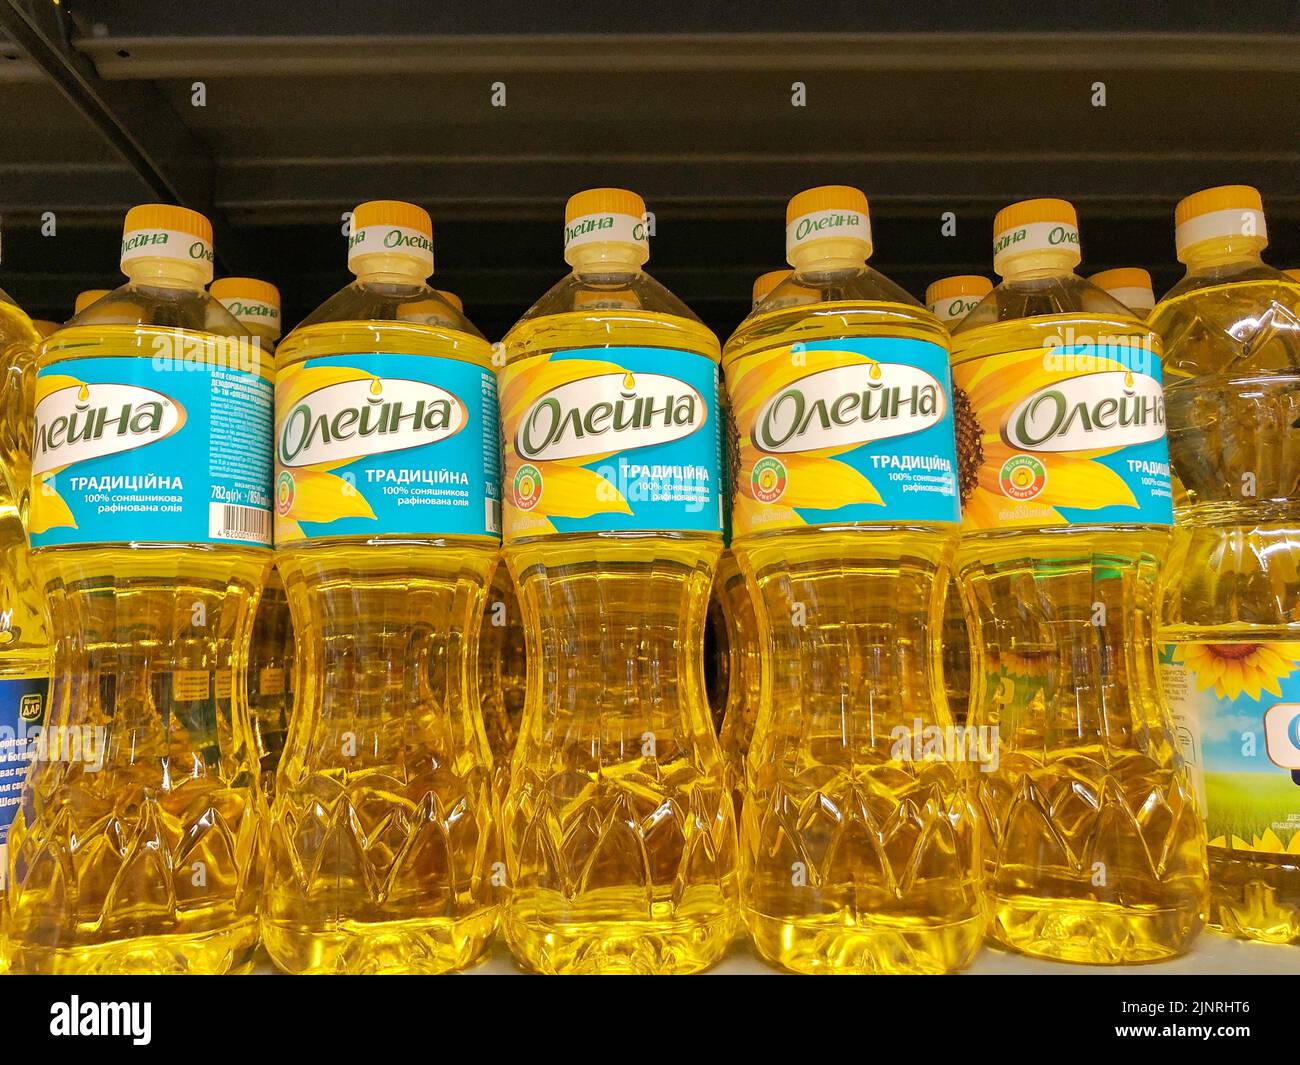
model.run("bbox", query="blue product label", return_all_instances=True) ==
[0,676,48,888]
[274,352,500,543]
[500,346,723,539]
[32,355,273,547]
[952,339,1174,531]
[729,336,960,536]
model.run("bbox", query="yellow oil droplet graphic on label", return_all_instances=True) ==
[868,361,882,381]
[369,376,383,395]
[622,371,636,391]
[76,383,90,403]
[1124,369,1134,389]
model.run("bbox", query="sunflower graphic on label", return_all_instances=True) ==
[1161,641,1300,856]
[726,336,959,536]
[951,340,1173,531]
[499,346,722,540]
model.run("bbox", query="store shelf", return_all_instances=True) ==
[0,1,1298,337]
[249,934,1300,975]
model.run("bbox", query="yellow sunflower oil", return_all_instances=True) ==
[0,290,50,976]
[264,201,501,974]
[499,187,736,974]
[72,290,111,318]
[1153,185,1300,944]
[717,269,814,812]
[951,198,1206,963]
[30,320,59,340]
[726,186,984,974]
[926,274,994,726]
[9,205,271,974]
[1088,267,1156,320]
[213,276,293,797]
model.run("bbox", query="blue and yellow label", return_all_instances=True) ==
[274,352,500,543]
[0,675,48,889]
[500,346,722,540]
[951,336,1173,531]
[1162,641,1300,856]
[32,355,272,547]
[727,336,960,535]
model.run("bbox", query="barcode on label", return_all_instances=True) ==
[486,498,501,535]
[209,502,271,545]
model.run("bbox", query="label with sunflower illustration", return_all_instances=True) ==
[1162,641,1300,856]
[274,353,500,544]
[500,347,721,540]
[31,358,273,547]
[727,336,959,536]
[950,341,1174,530]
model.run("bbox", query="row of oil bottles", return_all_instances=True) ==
[0,183,1297,976]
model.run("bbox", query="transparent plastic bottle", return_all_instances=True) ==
[1153,185,1300,944]
[1088,267,1156,320]
[0,289,49,975]
[264,201,501,974]
[926,274,994,727]
[213,276,293,799]
[10,205,271,974]
[72,289,110,318]
[29,320,59,340]
[499,187,736,974]
[717,269,812,815]
[952,198,1206,963]
[727,186,984,974]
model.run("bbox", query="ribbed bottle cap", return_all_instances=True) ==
[211,276,282,338]
[752,270,791,304]
[784,185,871,262]
[1174,185,1267,259]
[563,188,649,260]
[1087,267,1155,312]
[348,200,434,275]
[73,289,111,314]
[120,204,215,281]
[925,275,992,323]
[992,198,1080,274]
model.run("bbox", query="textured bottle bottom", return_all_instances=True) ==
[7,919,259,975]
[1206,849,1300,944]
[987,895,1203,964]
[504,887,736,974]
[746,909,985,975]
[262,910,498,975]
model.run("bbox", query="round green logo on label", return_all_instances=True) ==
[514,463,543,511]
[999,454,1047,501]
[752,455,788,504]
[276,470,295,516]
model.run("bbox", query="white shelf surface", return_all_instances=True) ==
[253,932,1300,975]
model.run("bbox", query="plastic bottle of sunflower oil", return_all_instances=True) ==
[1153,185,1300,944]
[725,186,983,974]
[950,198,1206,963]
[925,274,993,727]
[211,276,292,797]
[264,201,501,974]
[10,205,271,974]
[499,188,736,974]
[29,320,59,340]
[1088,268,1156,320]
[0,284,49,976]
[717,268,817,813]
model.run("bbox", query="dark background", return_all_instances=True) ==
[1,0,1298,339]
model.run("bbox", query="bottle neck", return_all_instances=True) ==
[789,237,869,275]
[566,242,647,276]
[351,253,430,287]
[1180,236,1267,273]
[123,257,209,291]
[997,249,1079,282]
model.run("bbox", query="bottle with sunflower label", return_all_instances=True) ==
[1153,185,1300,944]
[724,186,984,974]
[1088,267,1156,320]
[926,274,994,726]
[498,187,736,974]
[212,276,294,798]
[12,205,270,974]
[265,201,501,974]
[951,198,1206,963]
[715,269,814,817]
